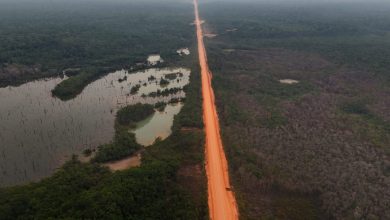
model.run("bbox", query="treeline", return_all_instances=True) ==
[52,67,116,100]
[202,1,390,82]
[147,87,183,97]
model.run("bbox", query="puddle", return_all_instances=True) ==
[226,28,238,32]
[204,34,217,38]
[177,48,190,56]
[0,67,190,186]
[279,79,299,84]
[147,54,164,66]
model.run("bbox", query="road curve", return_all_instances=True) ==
[193,1,239,219]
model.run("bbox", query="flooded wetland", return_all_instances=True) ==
[0,0,211,217]
[0,66,190,186]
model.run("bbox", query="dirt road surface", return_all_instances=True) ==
[193,1,239,219]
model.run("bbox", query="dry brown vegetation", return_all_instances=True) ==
[208,48,390,219]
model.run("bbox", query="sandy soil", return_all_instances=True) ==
[279,79,299,84]
[104,154,141,171]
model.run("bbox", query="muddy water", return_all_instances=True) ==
[147,54,164,66]
[177,48,190,56]
[132,103,183,146]
[0,67,190,186]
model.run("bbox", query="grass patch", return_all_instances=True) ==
[341,100,370,115]
[341,100,390,151]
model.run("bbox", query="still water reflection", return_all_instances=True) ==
[0,67,190,186]
[132,103,183,146]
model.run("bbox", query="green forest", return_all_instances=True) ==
[0,1,207,219]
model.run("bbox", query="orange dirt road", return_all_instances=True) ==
[193,0,239,219]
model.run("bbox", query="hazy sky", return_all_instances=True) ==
[0,0,388,2]
[0,0,389,8]
[199,0,390,9]
[202,0,388,2]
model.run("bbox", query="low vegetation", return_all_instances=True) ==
[130,84,141,95]
[165,72,179,80]
[148,87,183,97]
[160,78,170,86]
[155,102,167,112]
[341,100,371,116]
